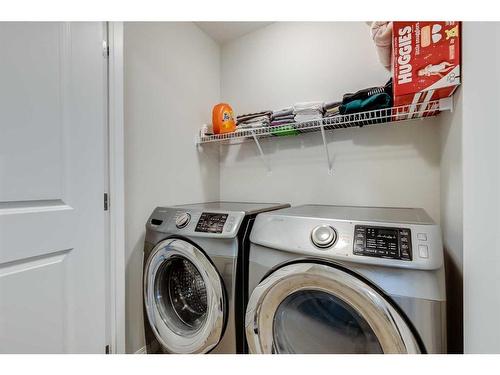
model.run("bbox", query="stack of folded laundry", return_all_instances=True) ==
[323,101,342,118]
[293,102,324,122]
[270,107,295,126]
[236,110,272,129]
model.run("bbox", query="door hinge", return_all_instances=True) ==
[105,345,111,354]
[104,193,109,211]
[103,40,109,58]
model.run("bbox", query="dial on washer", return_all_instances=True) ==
[311,225,337,248]
[175,212,191,228]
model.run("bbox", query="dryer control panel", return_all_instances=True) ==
[353,225,412,261]
[195,212,228,233]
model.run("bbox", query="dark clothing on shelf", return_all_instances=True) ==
[342,78,393,105]
[339,92,392,115]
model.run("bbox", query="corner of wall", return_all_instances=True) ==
[438,88,463,353]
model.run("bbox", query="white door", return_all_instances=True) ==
[0,22,108,353]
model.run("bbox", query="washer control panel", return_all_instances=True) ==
[354,225,412,261]
[311,225,337,248]
[195,212,229,233]
[175,212,191,228]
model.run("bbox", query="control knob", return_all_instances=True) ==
[311,225,337,248]
[175,212,191,229]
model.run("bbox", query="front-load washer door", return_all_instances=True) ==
[245,262,421,354]
[144,238,226,354]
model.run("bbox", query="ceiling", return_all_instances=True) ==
[195,22,273,45]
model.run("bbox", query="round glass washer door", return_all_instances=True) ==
[144,238,226,354]
[245,262,421,354]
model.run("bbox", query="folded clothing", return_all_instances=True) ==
[324,108,340,118]
[323,101,342,111]
[271,119,295,126]
[293,101,324,123]
[295,113,323,122]
[237,120,269,129]
[343,79,392,104]
[293,101,324,114]
[323,101,341,118]
[272,114,295,122]
[271,107,293,119]
[339,92,392,115]
[236,110,272,124]
[242,115,270,124]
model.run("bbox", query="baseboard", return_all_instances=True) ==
[135,346,146,354]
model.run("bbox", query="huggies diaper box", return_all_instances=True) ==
[393,21,461,118]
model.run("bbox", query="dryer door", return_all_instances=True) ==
[245,262,421,354]
[144,238,226,353]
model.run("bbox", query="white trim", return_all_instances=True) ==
[135,346,147,354]
[107,21,126,354]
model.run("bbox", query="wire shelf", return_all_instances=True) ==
[196,97,453,175]
[196,98,453,145]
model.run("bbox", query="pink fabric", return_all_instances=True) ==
[370,21,393,71]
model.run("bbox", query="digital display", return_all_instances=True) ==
[195,212,228,233]
[365,228,398,250]
[354,225,412,260]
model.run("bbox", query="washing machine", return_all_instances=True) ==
[142,201,289,354]
[245,205,446,354]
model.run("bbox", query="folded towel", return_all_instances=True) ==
[238,115,270,124]
[295,113,323,122]
[271,107,293,119]
[237,121,268,129]
[237,110,272,123]
[272,114,295,121]
[293,101,324,114]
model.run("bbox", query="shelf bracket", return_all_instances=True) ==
[251,131,271,174]
[319,123,333,175]
[439,97,454,112]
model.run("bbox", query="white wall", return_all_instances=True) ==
[219,22,442,223]
[124,22,220,353]
[462,22,500,353]
[439,90,463,353]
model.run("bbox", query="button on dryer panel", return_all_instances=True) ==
[417,233,428,241]
[418,245,429,258]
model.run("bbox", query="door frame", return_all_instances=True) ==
[107,21,126,354]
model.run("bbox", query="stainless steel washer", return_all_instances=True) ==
[142,201,289,354]
[246,205,446,354]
